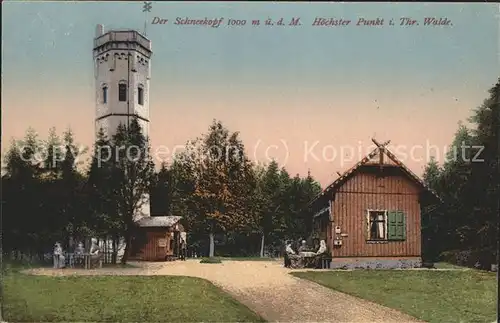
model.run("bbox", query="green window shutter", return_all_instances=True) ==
[388,211,406,240]
[387,211,398,240]
[396,211,406,240]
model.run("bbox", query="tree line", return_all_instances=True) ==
[2,118,321,263]
[422,78,499,269]
[3,78,497,266]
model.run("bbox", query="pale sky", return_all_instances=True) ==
[2,2,499,186]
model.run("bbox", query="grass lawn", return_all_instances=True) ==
[3,267,265,322]
[433,261,468,269]
[292,269,496,323]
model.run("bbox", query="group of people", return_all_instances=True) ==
[53,238,103,269]
[284,238,327,269]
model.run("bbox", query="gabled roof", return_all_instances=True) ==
[309,139,442,206]
[136,216,182,228]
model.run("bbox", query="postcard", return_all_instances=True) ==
[2,2,498,323]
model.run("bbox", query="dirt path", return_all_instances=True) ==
[152,259,422,323]
[26,260,422,322]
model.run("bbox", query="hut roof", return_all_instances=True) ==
[309,139,442,206]
[136,216,182,228]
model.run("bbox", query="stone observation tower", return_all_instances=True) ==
[93,24,152,220]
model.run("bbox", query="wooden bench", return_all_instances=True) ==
[321,257,332,269]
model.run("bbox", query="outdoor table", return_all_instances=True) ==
[299,251,317,268]
[73,253,85,267]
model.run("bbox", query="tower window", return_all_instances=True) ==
[138,86,144,105]
[118,83,127,102]
[102,86,108,104]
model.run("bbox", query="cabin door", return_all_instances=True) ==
[155,233,167,260]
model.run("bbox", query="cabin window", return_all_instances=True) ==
[366,210,406,241]
[138,85,144,105]
[367,210,387,240]
[102,85,108,104]
[118,82,127,102]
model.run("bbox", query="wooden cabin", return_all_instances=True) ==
[310,139,441,269]
[129,216,185,261]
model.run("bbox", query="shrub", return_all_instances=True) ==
[440,248,496,270]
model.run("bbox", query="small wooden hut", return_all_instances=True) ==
[129,216,185,261]
[309,139,441,269]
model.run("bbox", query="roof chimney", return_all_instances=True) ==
[96,24,104,37]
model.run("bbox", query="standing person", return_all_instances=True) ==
[284,241,295,268]
[180,231,187,261]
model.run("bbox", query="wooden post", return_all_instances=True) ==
[372,138,391,172]
[371,138,390,149]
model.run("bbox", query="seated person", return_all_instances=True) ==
[314,240,328,268]
[316,240,327,255]
[74,241,85,266]
[298,240,308,253]
[286,242,305,268]
[75,242,85,254]
[89,239,103,268]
